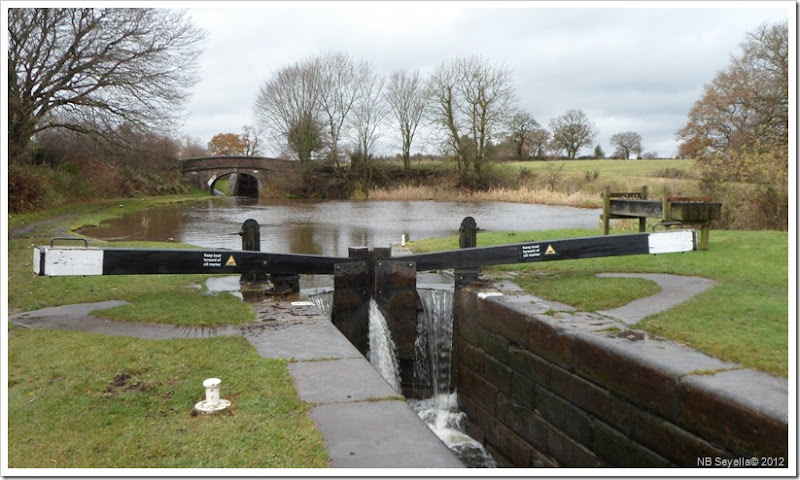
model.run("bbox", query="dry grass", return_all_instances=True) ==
[370,185,601,208]
[367,161,701,209]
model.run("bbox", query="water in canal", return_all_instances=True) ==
[82,197,602,254]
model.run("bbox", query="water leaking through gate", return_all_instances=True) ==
[309,286,497,468]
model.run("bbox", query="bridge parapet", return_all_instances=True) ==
[180,156,294,173]
[179,156,297,194]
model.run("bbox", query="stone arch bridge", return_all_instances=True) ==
[180,156,296,196]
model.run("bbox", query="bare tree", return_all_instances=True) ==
[179,136,208,158]
[316,52,371,169]
[506,110,540,158]
[254,59,324,166]
[428,59,463,171]
[529,128,551,159]
[385,69,428,170]
[349,70,387,163]
[548,109,597,159]
[609,131,643,159]
[8,8,205,164]
[241,125,263,156]
[428,56,515,182]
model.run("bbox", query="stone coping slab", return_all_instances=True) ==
[243,318,363,361]
[310,401,464,468]
[681,368,788,423]
[289,358,399,404]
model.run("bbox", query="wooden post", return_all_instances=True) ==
[602,186,611,235]
[662,187,672,223]
[699,223,710,251]
[455,217,481,288]
[238,219,270,287]
[638,185,648,232]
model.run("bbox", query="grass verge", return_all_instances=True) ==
[7,328,328,468]
[407,228,788,377]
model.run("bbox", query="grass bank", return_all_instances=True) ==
[406,228,789,377]
[7,329,327,468]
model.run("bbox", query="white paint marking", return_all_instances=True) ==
[647,230,697,254]
[32,248,41,275]
[37,247,104,276]
[478,291,504,300]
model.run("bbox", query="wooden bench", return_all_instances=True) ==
[602,186,721,250]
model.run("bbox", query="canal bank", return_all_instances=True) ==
[9,267,789,470]
[8,299,464,469]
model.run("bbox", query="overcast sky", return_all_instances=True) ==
[181,1,792,158]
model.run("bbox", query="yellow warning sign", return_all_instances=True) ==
[545,244,556,255]
[226,255,237,266]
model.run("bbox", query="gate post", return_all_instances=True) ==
[602,186,612,235]
[373,253,418,393]
[332,247,371,357]
[638,185,649,232]
[454,216,481,288]
[239,219,270,287]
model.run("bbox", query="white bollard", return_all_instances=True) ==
[401,234,406,247]
[195,377,231,414]
[204,378,221,404]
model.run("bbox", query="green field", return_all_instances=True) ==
[368,158,702,207]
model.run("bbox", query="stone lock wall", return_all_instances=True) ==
[453,285,788,468]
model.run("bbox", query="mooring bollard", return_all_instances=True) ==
[204,378,221,403]
[195,377,231,414]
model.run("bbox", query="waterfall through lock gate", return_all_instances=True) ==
[309,287,496,468]
[367,299,403,394]
[309,293,403,394]
[409,288,497,468]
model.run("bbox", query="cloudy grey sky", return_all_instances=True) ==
[182,1,792,158]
